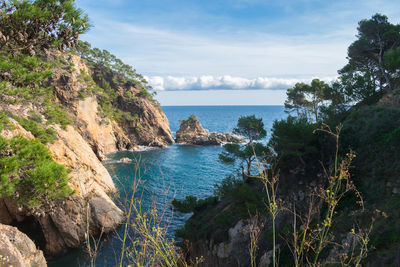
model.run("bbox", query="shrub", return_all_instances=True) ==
[14,116,57,144]
[172,195,218,214]
[0,112,14,132]
[214,175,243,199]
[0,135,72,208]
[44,101,72,129]
[28,111,43,123]
[268,116,319,171]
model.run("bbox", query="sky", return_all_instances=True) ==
[76,0,400,105]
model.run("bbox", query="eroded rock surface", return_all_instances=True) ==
[0,224,47,267]
[176,115,243,145]
[0,52,173,255]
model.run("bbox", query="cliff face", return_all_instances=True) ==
[51,53,174,159]
[0,53,174,255]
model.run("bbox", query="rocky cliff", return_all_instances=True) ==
[0,52,174,256]
[176,115,243,145]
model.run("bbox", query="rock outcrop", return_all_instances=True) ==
[0,224,47,267]
[0,52,174,255]
[0,119,124,255]
[176,115,243,145]
[50,53,174,160]
[187,218,275,267]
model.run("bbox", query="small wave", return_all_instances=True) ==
[102,160,120,165]
[134,146,160,152]
[174,142,188,145]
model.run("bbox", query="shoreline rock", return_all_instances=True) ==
[119,157,132,163]
[175,115,244,145]
[0,224,47,267]
[0,52,173,256]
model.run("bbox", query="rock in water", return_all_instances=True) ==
[119,157,132,163]
[176,115,243,145]
[0,224,47,267]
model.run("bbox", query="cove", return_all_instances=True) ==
[48,105,286,266]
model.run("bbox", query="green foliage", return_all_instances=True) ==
[219,142,270,175]
[28,110,43,123]
[0,54,53,103]
[284,79,332,122]
[139,88,153,99]
[179,114,199,125]
[0,53,71,129]
[175,179,266,242]
[214,175,243,199]
[0,112,13,132]
[0,135,72,208]
[74,43,156,123]
[219,115,269,176]
[384,47,400,73]
[268,116,319,171]
[172,195,218,214]
[13,115,57,144]
[43,101,72,129]
[233,115,266,142]
[188,114,197,121]
[0,0,90,55]
[73,41,153,95]
[340,14,400,97]
[341,106,400,187]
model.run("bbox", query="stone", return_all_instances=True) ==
[176,115,244,145]
[0,224,47,267]
[119,157,132,163]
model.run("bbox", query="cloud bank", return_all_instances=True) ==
[144,75,336,91]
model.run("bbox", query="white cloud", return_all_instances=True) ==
[144,75,336,91]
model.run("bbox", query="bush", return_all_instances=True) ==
[0,135,72,208]
[0,112,14,132]
[214,175,243,199]
[341,106,400,198]
[14,116,57,144]
[172,196,218,214]
[268,116,319,171]
[44,101,72,129]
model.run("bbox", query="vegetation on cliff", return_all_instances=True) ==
[0,0,169,211]
[173,13,400,266]
[0,0,89,208]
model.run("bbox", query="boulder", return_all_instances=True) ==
[0,224,47,267]
[119,157,132,163]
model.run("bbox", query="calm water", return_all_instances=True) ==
[48,105,286,266]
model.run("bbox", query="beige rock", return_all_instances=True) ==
[176,115,243,145]
[76,96,117,159]
[0,224,47,267]
[0,118,123,255]
[1,118,34,140]
[119,157,132,163]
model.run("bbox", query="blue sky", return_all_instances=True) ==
[76,0,400,105]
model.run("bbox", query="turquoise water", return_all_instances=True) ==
[48,105,286,266]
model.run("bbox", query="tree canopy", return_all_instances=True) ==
[233,115,266,143]
[284,79,331,122]
[220,115,269,177]
[339,14,400,99]
[0,0,90,56]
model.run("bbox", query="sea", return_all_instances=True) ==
[48,105,286,267]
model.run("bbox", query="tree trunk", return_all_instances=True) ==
[377,34,393,93]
